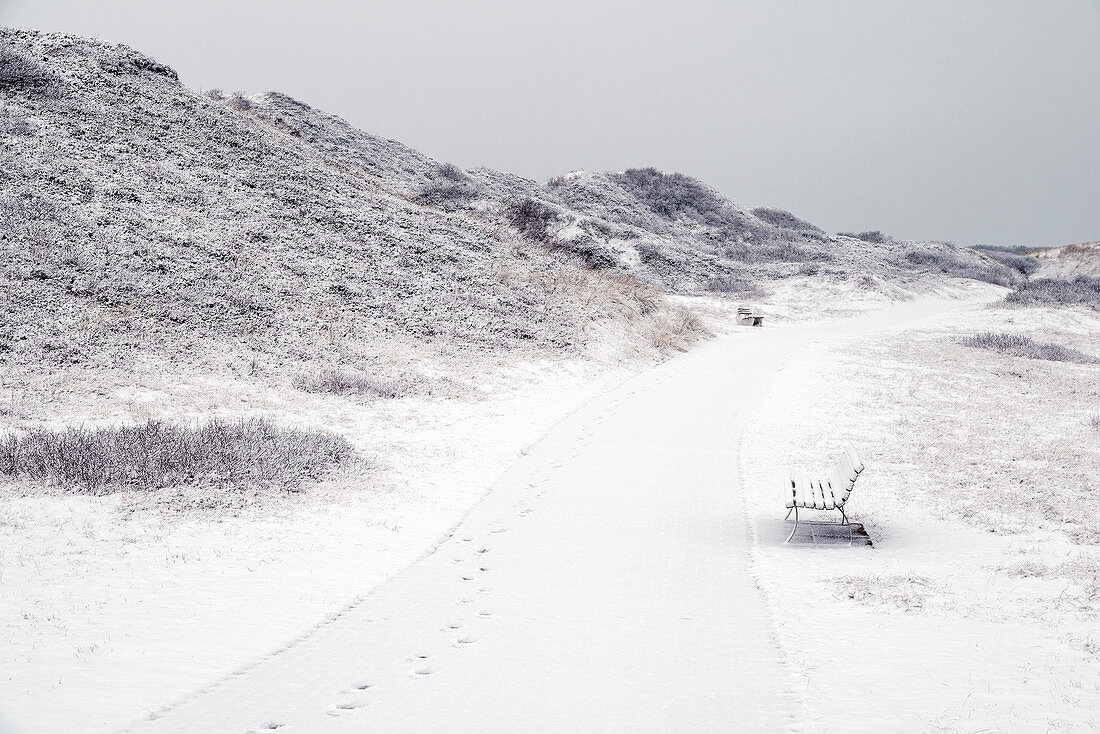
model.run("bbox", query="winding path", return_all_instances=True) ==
[127,297,977,733]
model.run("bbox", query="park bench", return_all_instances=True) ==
[737,307,764,327]
[782,446,864,543]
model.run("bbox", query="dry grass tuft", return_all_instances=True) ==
[832,573,938,613]
[292,369,423,399]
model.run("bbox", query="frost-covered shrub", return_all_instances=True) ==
[962,332,1097,364]
[755,240,834,263]
[904,248,1016,286]
[554,235,620,270]
[1089,413,1100,432]
[417,163,482,209]
[611,168,727,222]
[1005,277,1100,309]
[228,93,253,112]
[981,249,1040,277]
[839,230,887,243]
[292,369,422,398]
[751,206,822,233]
[0,418,352,494]
[705,274,764,297]
[0,47,59,97]
[505,197,558,241]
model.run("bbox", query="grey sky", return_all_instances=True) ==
[4,0,1098,247]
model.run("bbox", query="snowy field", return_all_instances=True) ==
[2,281,1098,732]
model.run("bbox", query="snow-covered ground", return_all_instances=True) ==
[3,283,1098,733]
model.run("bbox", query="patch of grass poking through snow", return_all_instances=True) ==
[292,369,422,398]
[961,332,1098,364]
[0,418,352,494]
[832,574,938,613]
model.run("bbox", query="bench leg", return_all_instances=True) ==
[838,506,853,545]
[785,505,799,543]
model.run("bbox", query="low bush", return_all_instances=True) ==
[554,235,620,270]
[417,164,482,209]
[962,332,1098,364]
[1089,413,1100,432]
[838,230,886,243]
[1005,277,1100,309]
[904,248,1017,286]
[0,47,60,97]
[982,249,1040,277]
[292,368,422,398]
[704,274,765,297]
[751,207,822,233]
[0,418,352,494]
[611,168,727,223]
[505,197,558,241]
[228,93,253,112]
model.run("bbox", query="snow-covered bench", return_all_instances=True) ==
[737,307,763,327]
[782,446,865,542]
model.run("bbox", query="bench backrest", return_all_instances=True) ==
[828,445,865,505]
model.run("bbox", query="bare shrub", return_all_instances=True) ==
[611,168,727,223]
[0,418,352,494]
[1090,413,1100,432]
[751,206,822,233]
[292,369,422,398]
[1005,277,1100,309]
[962,332,1098,364]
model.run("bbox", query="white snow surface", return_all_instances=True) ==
[5,287,1100,733]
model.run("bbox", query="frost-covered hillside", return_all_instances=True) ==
[1,27,1020,402]
[0,29,698,417]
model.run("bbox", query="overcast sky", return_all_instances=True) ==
[4,0,1099,247]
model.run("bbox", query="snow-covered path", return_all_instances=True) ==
[126,298,979,734]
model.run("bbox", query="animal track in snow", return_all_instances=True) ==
[413,666,436,676]
[455,637,477,646]
[490,526,509,534]
[476,547,491,554]
[250,723,284,732]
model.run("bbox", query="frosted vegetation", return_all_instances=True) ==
[0,418,352,495]
[1005,275,1100,309]
[962,331,1098,364]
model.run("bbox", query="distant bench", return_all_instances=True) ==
[782,446,865,542]
[737,307,764,327]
